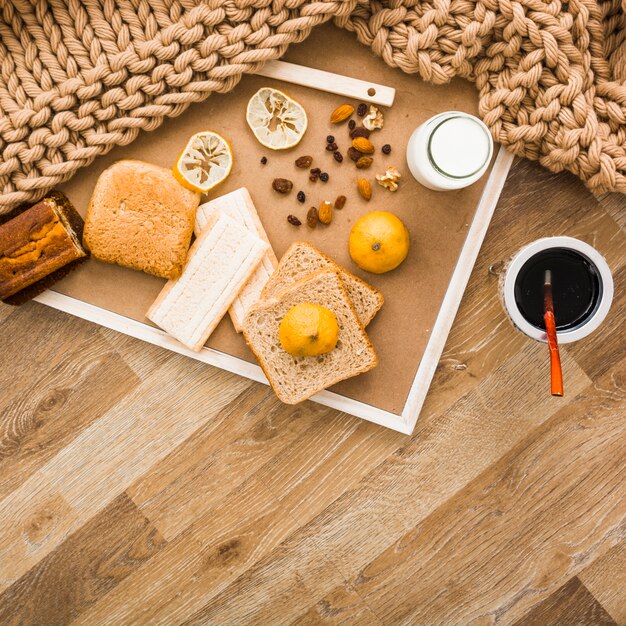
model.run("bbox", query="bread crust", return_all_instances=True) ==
[0,192,87,301]
[261,241,384,326]
[243,268,378,404]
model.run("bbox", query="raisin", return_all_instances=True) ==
[325,142,338,152]
[382,144,392,154]
[309,175,318,182]
[306,206,319,228]
[310,167,321,176]
[326,135,335,144]
[260,156,268,165]
[356,156,373,169]
[335,195,346,209]
[320,172,329,182]
[350,126,371,139]
[357,103,368,117]
[296,190,305,203]
[348,119,356,130]
[295,155,313,168]
[272,178,293,193]
[347,147,361,162]
[287,214,302,226]
[333,151,343,163]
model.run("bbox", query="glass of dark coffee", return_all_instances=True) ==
[502,237,613,343]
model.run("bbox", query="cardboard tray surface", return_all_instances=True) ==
[49,24,506,423]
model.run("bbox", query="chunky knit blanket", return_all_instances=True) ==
[0,0,625,212]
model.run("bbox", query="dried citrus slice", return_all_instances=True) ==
[173,131,233,193]
[246,87,307,150]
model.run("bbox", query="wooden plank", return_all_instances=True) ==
[0,311,139,501]
[513,577,617,626]
[338,362,626,624]
[0,493,166,626]
[255,60,396,106]
[0,359,251,590]
[128,386,346,540]
[72,478,303,626]
[578,540,626,625]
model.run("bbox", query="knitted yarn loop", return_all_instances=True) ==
[0,0,625,212]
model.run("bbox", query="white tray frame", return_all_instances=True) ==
[34,146,512,435]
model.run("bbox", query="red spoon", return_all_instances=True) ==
[544,270,564,397]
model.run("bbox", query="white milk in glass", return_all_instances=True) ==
[406,112,493,191]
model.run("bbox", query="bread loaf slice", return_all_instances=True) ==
[84,160,200,279]
[261,242,383,327]
[196,188,277,333]
[243,269,378,404]
[0,191,87,300]
[147,212,268,351]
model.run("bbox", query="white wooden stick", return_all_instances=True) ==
[256,60,396,107]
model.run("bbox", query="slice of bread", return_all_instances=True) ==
[147,212,268,351]
[84,160,200,279]
[243,269,378,404]
[261,241,383,327]
[196,188,278,332]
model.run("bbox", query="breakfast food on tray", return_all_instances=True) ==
[262,242,383,327]
[147,212,268,351]
[195,188,278,333]
[279,302,339,357]
[246,87,307,150]
[173,131,233,193]
[83,160,199,280]
[349,211,410,274]
[0,191,87,302]
[243,269,378,404]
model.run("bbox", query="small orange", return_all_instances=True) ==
[279,302,339,357]
[349,211,410,274]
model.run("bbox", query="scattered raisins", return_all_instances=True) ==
[287,214,302,226]
[333,151,343,163]
[382,144,392,154]
[357,103,368,117]
[348,119,356,130]
[306,206,319,228]
[347,147,361,162]
[335,195,346,209]
[320,172,329,182]
[295,155,313,168]
[350,126,371,139]
[325,142,338,152]
[260,156,267,165]
[297,190,305,203]
[326,135,335,144]
[272,178,293,193]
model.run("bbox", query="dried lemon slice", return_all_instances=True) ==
[173,131,233,193]
[246,87,307,150]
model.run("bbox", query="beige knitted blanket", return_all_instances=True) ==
[1,0,625,213]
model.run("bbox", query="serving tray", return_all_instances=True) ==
[34,25,512,434]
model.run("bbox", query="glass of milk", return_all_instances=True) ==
[406,112,493,191]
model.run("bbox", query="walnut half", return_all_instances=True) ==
[363,105,384,131]
[376,166,401,191]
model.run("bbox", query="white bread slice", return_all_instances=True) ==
[147,212,268,351]
[196,188,278,333]
[243,269,378,404]
[261,242,383,327]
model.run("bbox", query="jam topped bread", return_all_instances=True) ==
[0,191,87,301]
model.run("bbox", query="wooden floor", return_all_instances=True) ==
[0,158,624,625]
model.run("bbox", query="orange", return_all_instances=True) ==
[349,211,410,274]
[279,302,339,357]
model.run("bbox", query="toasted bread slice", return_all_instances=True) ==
[243,269,378,404]
[261,241,383,326]
[84,160,200,279]
[196,188,278,332]
[147,212,268,351]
